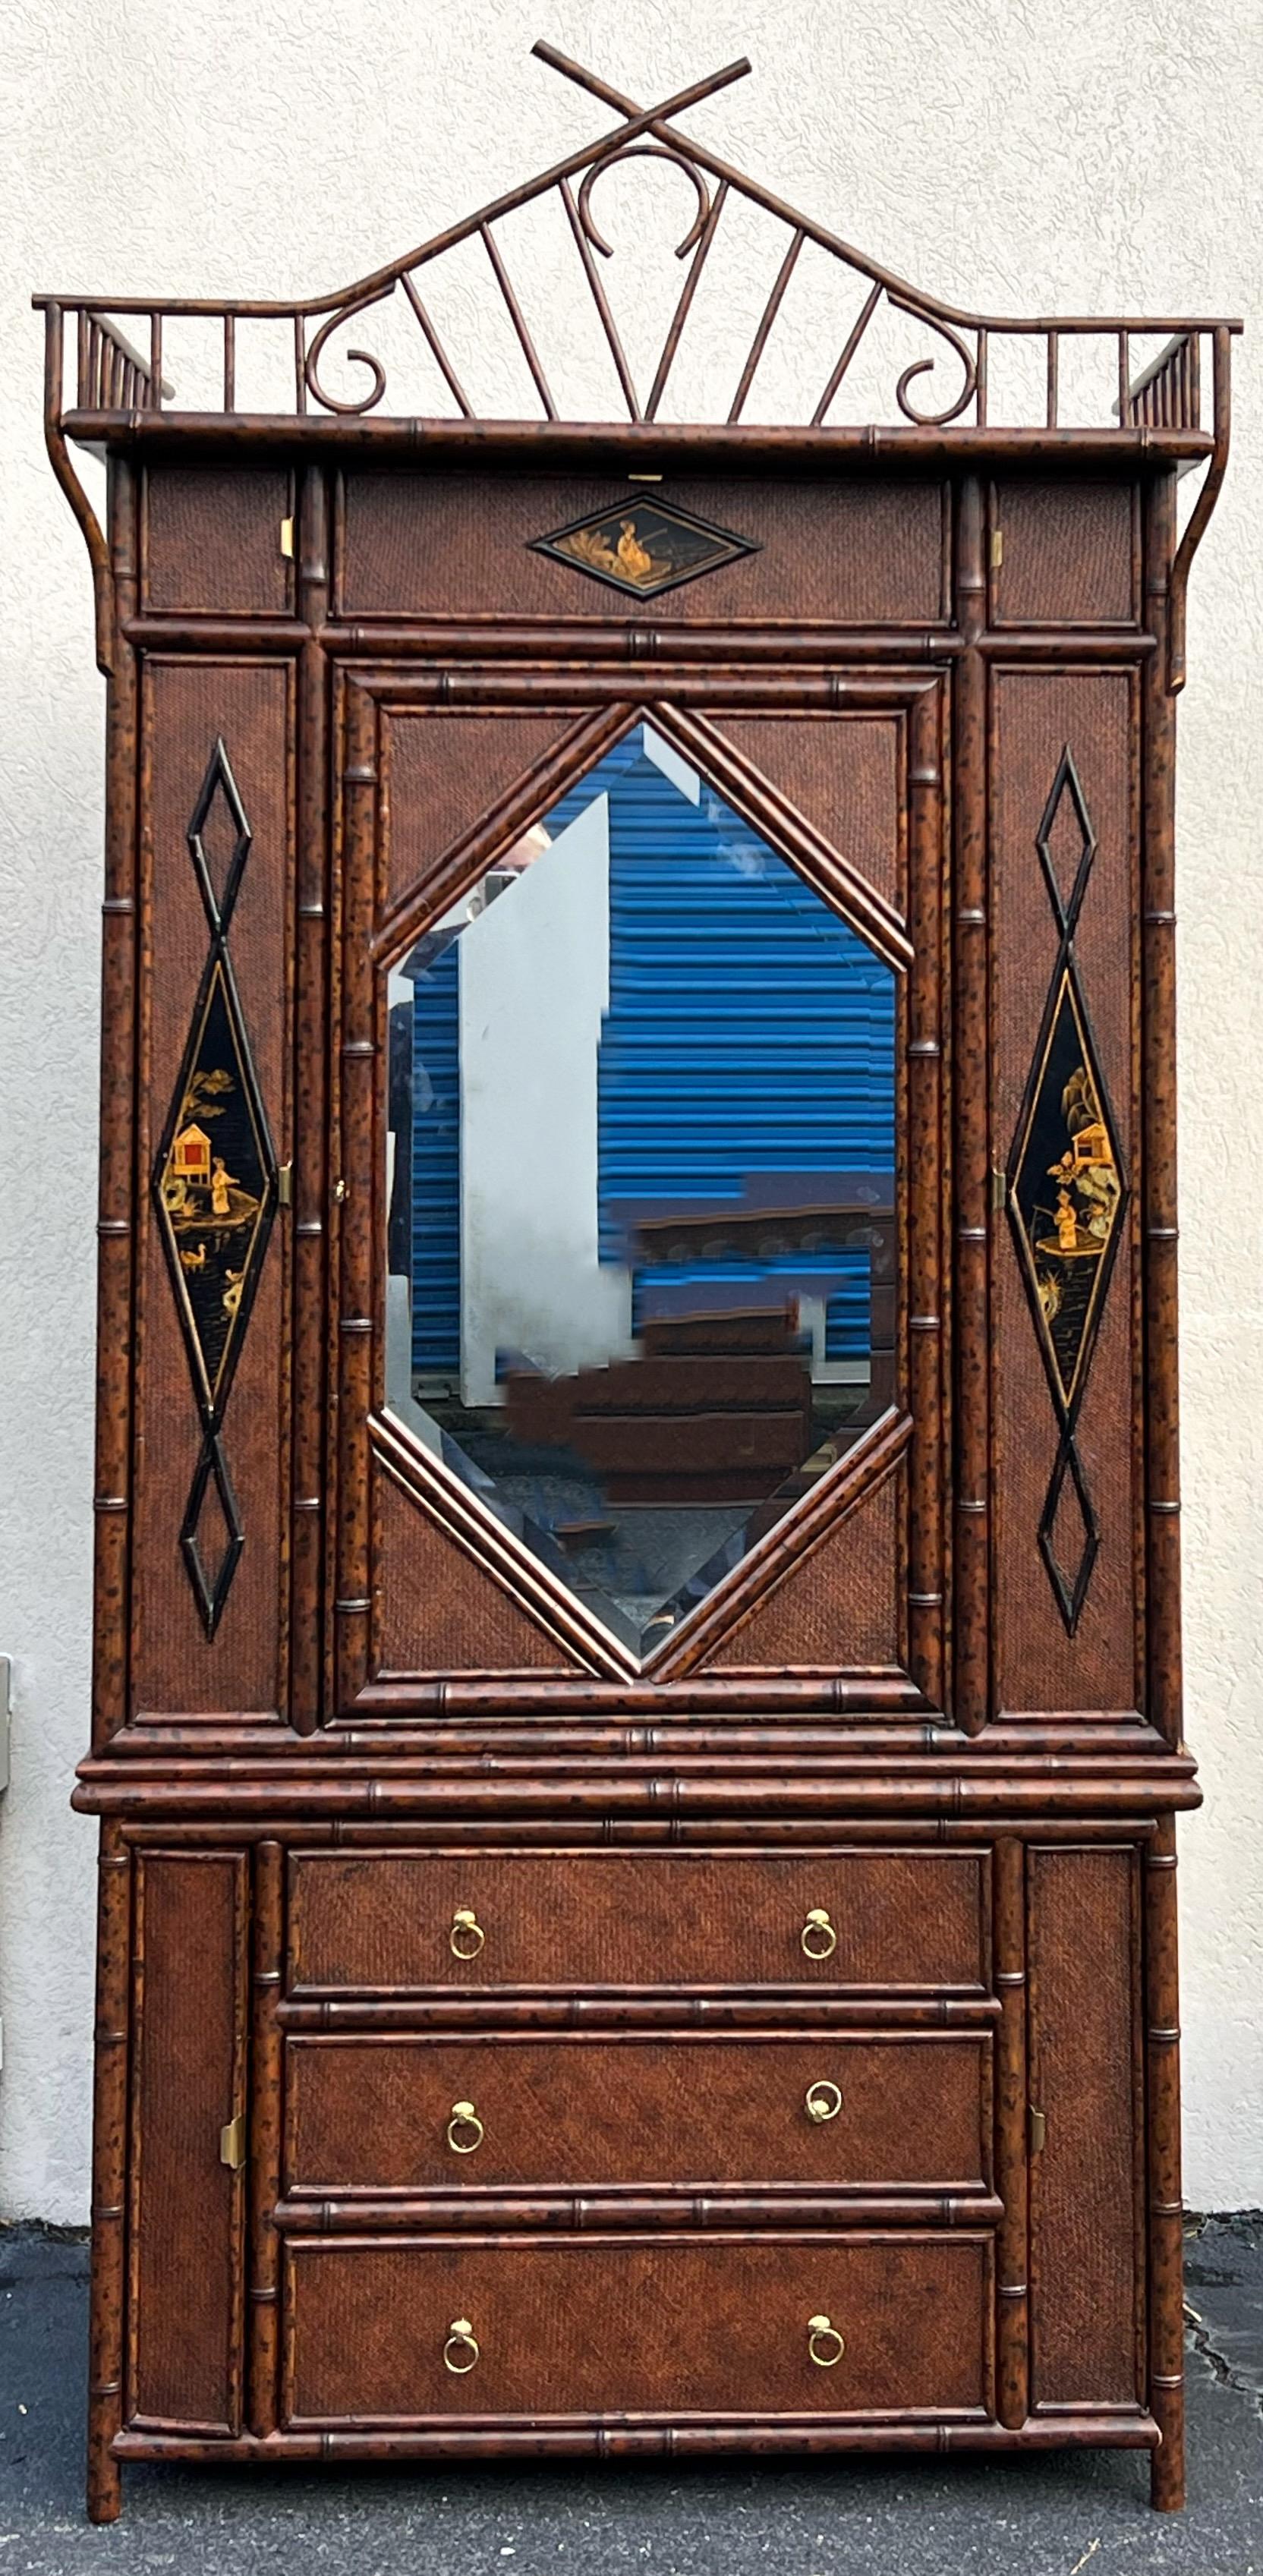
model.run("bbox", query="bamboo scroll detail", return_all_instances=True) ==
[34,47,1235,456]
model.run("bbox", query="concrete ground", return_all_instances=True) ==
[1,2217,1258,2575]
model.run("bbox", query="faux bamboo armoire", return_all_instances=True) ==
[39,43,1235,2524]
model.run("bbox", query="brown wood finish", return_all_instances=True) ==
[285,1846,991,1998]
[282,2030,992,2197]
[374,1455,581,1674]
[247,1841,284,2436]
[289,464,331,1734]
[702,1449,904,1674]
[383,708,597,912]
[336,474,950,629]
[1027,1845,1143,2410]
[952,474,991,1735]
[708,714,906,917]
[989,480,1139,631]
[86,1824,131,2523]
[992,1835,1029,2429]
[990,663,1140,1715]
[282,2232,994,2426]
[92,458,140,1756]
[127,1850,248,2431]
[45,64,1228,2515]
[143,469,294,619]
[131,658,294,1718]
[1145,1816,1186,2511]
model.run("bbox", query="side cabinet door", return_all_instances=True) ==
[1027,1844,1145,2414]
[128,1850,249,2432]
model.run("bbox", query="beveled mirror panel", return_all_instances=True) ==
[384,723,897,1658]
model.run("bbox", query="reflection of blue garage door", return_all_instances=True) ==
[410,937,461,1373]
[584,732,894,1360]
[411,727,896,1375]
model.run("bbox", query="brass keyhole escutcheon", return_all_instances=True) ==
[443,2316,480,2374]
[801,1907,837,1960]
[808,2313,846,2368]
[449,1907,485,1960]
[805,2079,843,2125]
[446,2099,485,2155]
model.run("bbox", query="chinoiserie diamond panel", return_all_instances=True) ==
[530,496,757,599]
[152,738,277,1636]
[154,954,277,1416]
[1006,745,1127,1637]
[1009,969,1125,1418]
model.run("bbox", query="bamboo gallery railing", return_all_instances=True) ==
[36,41,1236,680]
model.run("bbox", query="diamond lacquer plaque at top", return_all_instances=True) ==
[531,496,759,599]
[385,722,897,1661]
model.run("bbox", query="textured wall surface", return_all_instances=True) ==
[1,0,1258,2220]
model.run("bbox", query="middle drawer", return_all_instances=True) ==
[283,2031,992,2198]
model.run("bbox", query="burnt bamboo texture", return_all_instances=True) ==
[38,49,1230,2528]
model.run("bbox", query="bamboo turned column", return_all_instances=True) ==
[1146,1818,1186,2511]
[87,1824,131,2523]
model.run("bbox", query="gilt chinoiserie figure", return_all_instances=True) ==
[36,40,1234,2523]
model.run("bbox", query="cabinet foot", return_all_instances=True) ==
[1150,2430,1185,2513]
[87,2453,122,2524]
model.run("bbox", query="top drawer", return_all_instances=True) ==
[286,1847,990,1998]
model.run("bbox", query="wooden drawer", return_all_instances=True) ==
[282,2232,993,2425]
[286,1847,990,1996]
[283,2032,992,2197]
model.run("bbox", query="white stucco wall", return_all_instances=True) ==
[0,0,1258,2221]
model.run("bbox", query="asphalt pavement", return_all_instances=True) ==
[1,2215,1258,2575]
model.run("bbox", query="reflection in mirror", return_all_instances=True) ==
[386,723,896,1660]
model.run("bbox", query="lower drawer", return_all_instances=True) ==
[282,2233,993,2425]
[283,2032,991,2196]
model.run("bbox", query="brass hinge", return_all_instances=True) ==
[219,2112,247,2172]
[279,515,295,560]
[990,526,1004,571]
[277,1161,293,1208]
[992,1165,1007,1213]
[1028,2104,1047,2156]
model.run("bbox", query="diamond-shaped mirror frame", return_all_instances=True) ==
[380,704,907,1675]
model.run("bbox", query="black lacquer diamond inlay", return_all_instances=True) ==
[187,733,253,934]
[530,495,758,599]
[1006,746,1127,1635]
[1009,969,1126,1418]
[180,1434,245,1636]
[152,738,277,1637]
[154,953,276,1416]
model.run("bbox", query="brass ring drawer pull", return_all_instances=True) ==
[801,1907,837,1960]
[446,2099,485,2155]
[805,2078,843,2124]
[449,1907,485,1960]
[443,2316,480,2375]
[808,2312,846,2368]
